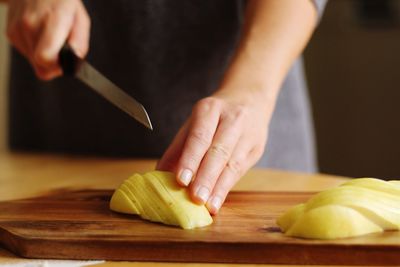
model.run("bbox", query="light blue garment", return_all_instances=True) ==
[256,0,327,172]
[256,58,317,172]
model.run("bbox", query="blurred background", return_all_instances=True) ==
[0,1,399,179]
[304,0,400,179]
[0,5,7,153]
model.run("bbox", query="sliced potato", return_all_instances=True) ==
[110,171,213,229]
[277,178,400,239]
[285,205,382,239]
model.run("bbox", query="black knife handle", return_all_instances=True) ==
[59,43,81,76]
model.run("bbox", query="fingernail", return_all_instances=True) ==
[196,186,210,203]
[208,196,222,212]
[179,169,193,186]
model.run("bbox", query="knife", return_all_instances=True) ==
[58,44,153,130]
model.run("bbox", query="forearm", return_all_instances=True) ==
[217,0,317,111]
[159,0,319,212]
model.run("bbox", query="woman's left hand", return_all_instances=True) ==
[157,89,273,214]
[157,0,318,215]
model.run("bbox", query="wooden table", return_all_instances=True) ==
[0,152,350,267]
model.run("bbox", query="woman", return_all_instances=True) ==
[5,0,326,214]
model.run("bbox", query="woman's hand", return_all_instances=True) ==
[158,0,317,215]
[157,89,272,214]
[6,0,90,80]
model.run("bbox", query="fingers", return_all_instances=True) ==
[206,142,264,214]
[7,28,29,58]
[68,2,91,58]
[34,4,75,80]
[6,4,31,58]
[161,95,268,214]
[175,98,220,186]
[189,107,243,203]
[206,161,245,215]
[20,11,40,57]
[157,122,189,173]
[5,0,91,80]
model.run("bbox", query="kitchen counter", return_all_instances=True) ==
[0,152,349,266]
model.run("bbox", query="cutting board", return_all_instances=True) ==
[0,190,399,265]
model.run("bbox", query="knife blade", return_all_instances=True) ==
[59,44,153,130]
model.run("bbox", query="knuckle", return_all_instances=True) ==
[51,3,65,13]
[42,4,54,14]
[51,10,65,21]
[181,154,200,169]
[50,5,70,20]
[226,159,242,175]
[33,49,49,66]
[188,129,212,147]
[209,143,230,161]
[234,105,247,119]
[20,15,35,31]
[227,104,247,122]
[195,97,221,114]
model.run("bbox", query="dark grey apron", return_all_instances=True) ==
[8,0,326,173]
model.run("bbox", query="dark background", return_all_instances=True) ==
[1,1,400,179]
[305,0,400,179]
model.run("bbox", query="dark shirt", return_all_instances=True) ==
[9,0,245,157]
[8,0,327,172]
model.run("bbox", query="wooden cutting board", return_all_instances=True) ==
[0,190,399,265]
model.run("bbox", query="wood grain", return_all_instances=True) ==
[0,152,353,266]
[0,190,399,265]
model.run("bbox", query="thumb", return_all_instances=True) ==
[34,10,74,69]
[68,3,91,58]
[156,122,189,174]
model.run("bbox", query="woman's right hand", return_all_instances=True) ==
[6,0,90,80]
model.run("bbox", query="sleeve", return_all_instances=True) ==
[311,0,328,20]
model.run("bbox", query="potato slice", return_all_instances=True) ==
[285,205,382,239]
[277,204,305,232]
[277,178,400,239]
[110,171,213,229]
[342,178,400,196]
[109,188,139,215]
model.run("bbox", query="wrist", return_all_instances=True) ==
[214,83,278,123]
[217,53,285,109]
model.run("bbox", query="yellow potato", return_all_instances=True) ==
[277,203,305,232]
[277,178,400,239]
[110,171,213,229]
[285,205,382,239]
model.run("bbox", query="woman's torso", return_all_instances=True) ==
[8,0,316,172]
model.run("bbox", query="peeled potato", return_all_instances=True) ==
[110,171,213,229]
[277,178,400,239]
